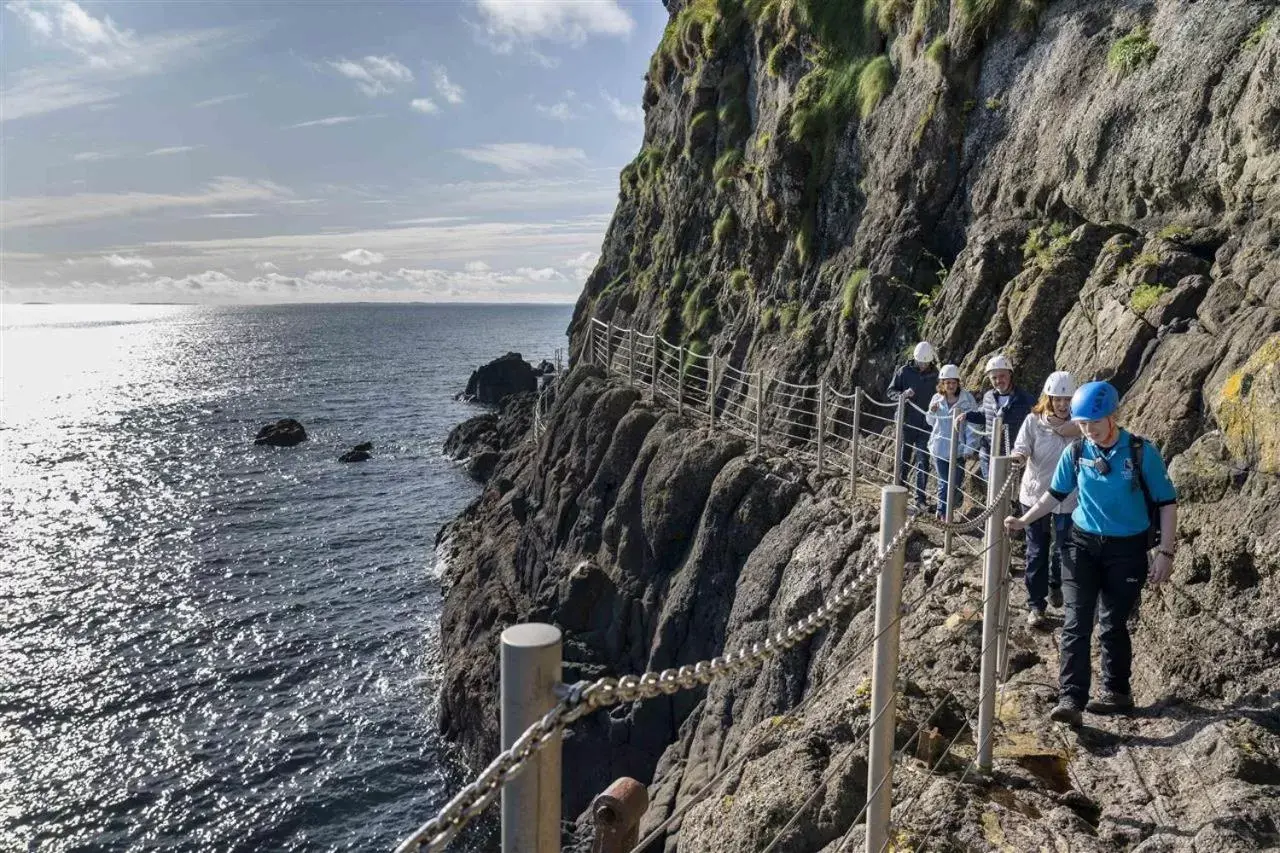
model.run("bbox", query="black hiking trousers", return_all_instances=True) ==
[1060,529,1148,705]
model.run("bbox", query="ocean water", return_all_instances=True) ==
[0,303,572,852]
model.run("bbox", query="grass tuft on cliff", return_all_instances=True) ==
[842,268,868,320]
[925,34,948,65]
[1130,283,1169,314]
[714,208,738,245]
[856,56,894,118]
[1108,25,1158,78]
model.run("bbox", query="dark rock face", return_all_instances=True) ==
[443,393,538,482]
[462,352,538,404]
[338,449,371,463]
[438,1,1280,850]
[254,418,307,447]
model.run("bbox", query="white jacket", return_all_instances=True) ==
[924,391,979,460]
[1012,414,1079,513]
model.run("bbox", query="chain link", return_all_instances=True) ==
[924,461,1022,534]
[394,515,919,853]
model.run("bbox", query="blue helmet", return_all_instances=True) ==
[1070,381,1119,422]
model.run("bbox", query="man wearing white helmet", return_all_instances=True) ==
[1011,371,1081,629]
[887,341,939,509]
[974,353,1035,481]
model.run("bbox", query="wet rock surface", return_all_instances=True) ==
[253,418,307,447]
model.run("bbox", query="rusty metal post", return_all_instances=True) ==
[591,777,650,853]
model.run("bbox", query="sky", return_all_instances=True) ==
[0,0,668,303]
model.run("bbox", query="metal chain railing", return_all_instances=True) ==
[396,515,920,852]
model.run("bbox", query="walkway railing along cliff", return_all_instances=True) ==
[398,318,1023,853]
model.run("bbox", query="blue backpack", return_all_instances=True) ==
[1070,434,1160,548]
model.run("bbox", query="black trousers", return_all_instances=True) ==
[1060,529,1148,703]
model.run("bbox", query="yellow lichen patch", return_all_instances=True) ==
[981,811,1012,850]
[1217,333,1280,472]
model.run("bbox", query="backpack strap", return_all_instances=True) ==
[1130,433,1153,503]
[1070,438,1084,475]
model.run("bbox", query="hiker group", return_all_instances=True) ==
[888,343,1178,727]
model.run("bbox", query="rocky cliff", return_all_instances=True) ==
[438,1,1280,850]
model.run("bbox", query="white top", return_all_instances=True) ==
[1012,413,1079,514]
[924,391,978,460]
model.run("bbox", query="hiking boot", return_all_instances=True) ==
[1027,608,1049,631]
[1087,691,1135,715]
[1049,699,1084,727]
[1049,586,1064,609]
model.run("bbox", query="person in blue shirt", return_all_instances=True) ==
[1004,381,1178,727]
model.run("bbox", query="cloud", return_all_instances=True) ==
[474,0,634,44]
[3,177,286,228]
[255,261,279,271]
[72,150,119,162]
[564,250,598,280]
[147,145,202,156]
[410,98,439,115]
[2,3,253,121]
[103,253,153,269]
[203,212,258,218]
[193,92,247,108]
[536,93,580,121]
[328,55,413,96]
[455,143,587,175]
[431,66,465,104]
[285,114,381,129]
[602,92,643,123]
[340,248,385,266]
[464,260,490,273]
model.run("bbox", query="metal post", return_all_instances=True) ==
[628,327,636,387]
[501,623,563,853]
[591,778,649,853]
[943,413,960,556]
[816,383,827,475]
[649,339,657,402]
[754,372,764,455]
[585,324,595,366]
[866,485,908,853]
[976,454,1011,774]
[892,396,906,488]
[677,346,685,417]
[992,413,1005,458]
[606,321,616,372]
[708,354,717,430]
[850,388,862,491]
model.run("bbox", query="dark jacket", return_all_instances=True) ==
[887,361,939,432]
[972,386,1036,455]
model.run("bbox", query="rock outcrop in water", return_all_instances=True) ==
[338,442,372,463]
[439,1,1280,850]
[254,418,307,447]
[461,352,538,405]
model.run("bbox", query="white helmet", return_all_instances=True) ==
[985,354,1013,374]
[1043,370,1077,397]
[939,364,961,380]
[913,341,936,364]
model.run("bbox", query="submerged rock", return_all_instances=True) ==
[338,449,371,463]
[254,418,307,447]
[461,352,537,404]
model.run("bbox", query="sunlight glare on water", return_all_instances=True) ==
[0,302,570,851]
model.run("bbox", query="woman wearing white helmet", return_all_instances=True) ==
[925,364,977,522]
[1010,370,1081,629]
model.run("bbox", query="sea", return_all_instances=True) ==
[0,303,573,852]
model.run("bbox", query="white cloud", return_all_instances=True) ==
[2,3,252,121]
[474,0,634,44]
[465,260,490,273]
[340,248,385,266]
[564,250,598,279]
[147,145,202,156]
[516,266,562,282]
[72,150,119,162]
[602,92,643,123]
[103,253,153,269]
[536,96,578,121]
[455,143,588,175]
[328,55,413,96]
[432,66,465,104]
[193,92,247,108]
[410,98,439,115]
[285,114,381,129]
[204,212,258,218]
[255,261,279,271]
[3,177,287,228]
